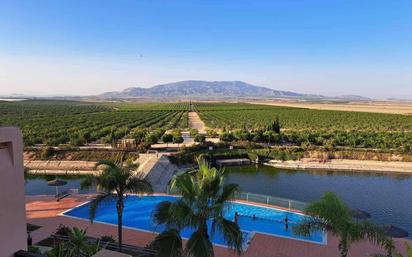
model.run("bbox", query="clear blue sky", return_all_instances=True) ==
[1,0,411,98]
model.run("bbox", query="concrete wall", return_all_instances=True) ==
[0,127,27,256]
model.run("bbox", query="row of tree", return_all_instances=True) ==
[218,129,412,153]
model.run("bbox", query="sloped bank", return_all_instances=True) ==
[265,159,412,174]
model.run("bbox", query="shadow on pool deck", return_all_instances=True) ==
[26,194,410,257]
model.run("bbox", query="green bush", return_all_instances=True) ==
[144,133,159,145]
[40,146,55,159]
[55,224,71,236]
[69,134,86,146]
[194,134,206,144]
[190,129,199,137]
[100,235,116,243]
[28,245,41,253]
[161,133,173,145]
[219,132,234,142]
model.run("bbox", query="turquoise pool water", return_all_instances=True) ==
[63,195,325,246]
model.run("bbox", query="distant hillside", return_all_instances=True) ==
[99,80,370,100]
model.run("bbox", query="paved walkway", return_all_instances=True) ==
[26,195,411,257]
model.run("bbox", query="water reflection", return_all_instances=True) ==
[25,174,96,195]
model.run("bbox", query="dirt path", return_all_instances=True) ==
[188,111,206,133]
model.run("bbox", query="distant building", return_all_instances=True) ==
[0,127,27,256]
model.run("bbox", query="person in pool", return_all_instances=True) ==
[234,212,239,224]
[252,214,256,220]
[284,216,289,231]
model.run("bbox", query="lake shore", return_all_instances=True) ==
[265,158,412,174]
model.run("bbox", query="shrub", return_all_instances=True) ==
[129,128,148,143]
[40,146,55,159]
[100,235,116,243]
[173,135,184,144]
[28,246,41,253]
[161,133,173,145]
[69,134,86,146]
[144,133,159,145]
[55,224,71,236]
[190,129,199,137]
[194,134,206,144]
[219,132,234,142]
[206,129,218,138]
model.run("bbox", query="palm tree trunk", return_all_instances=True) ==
[117,198,124,252]
[338,239,348,257]
[200,219,209,239]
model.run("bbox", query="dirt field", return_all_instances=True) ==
[249,100,412,115]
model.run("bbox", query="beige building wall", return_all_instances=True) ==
[0,127,27,256]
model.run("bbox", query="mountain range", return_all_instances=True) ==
[99,80,371,100]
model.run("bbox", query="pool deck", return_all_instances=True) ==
[26,194,410,257]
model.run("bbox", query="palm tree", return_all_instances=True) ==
[81,160,153,252]
[294,192,393,257]
[396,243,412,257]
[374,242,412,257]
[47,227,101,257]
[150,158,243,257]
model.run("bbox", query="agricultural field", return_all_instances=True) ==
[2,100,412,152]
[195,102,412,152]
[250,100,412,115]
[0,100,189,146]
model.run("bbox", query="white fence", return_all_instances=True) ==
[234,192,308,211]
[166,185,309,211]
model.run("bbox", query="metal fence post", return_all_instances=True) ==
[246,193,249,202]
[288,200,291,210]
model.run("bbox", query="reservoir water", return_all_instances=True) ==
[25,175,95,195]
[225,165,412,238]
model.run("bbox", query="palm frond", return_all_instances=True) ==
[94,160,119,170]
[211,217,243,254]
[185,230,214,257]
[171,173,196,200]
[124,160,139,172]
[80,175,95,190]
[351,221,393,255]
[169,200,198,229]
[200,174,222,200]
[305,192,351,229]
[149,229,183,257]
[352,221,386,244]
[153,201,172,225]
[126,176,153,195]
[89,193,110,223]
[153,200,197,230]
[217,183,239,204]
[293,218,327,237]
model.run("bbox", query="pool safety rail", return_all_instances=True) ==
[234,192,309,212]
[167,185,309,212]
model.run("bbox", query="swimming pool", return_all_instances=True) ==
[63,195,325,247]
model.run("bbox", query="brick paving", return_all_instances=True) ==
[26,195,410,257]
